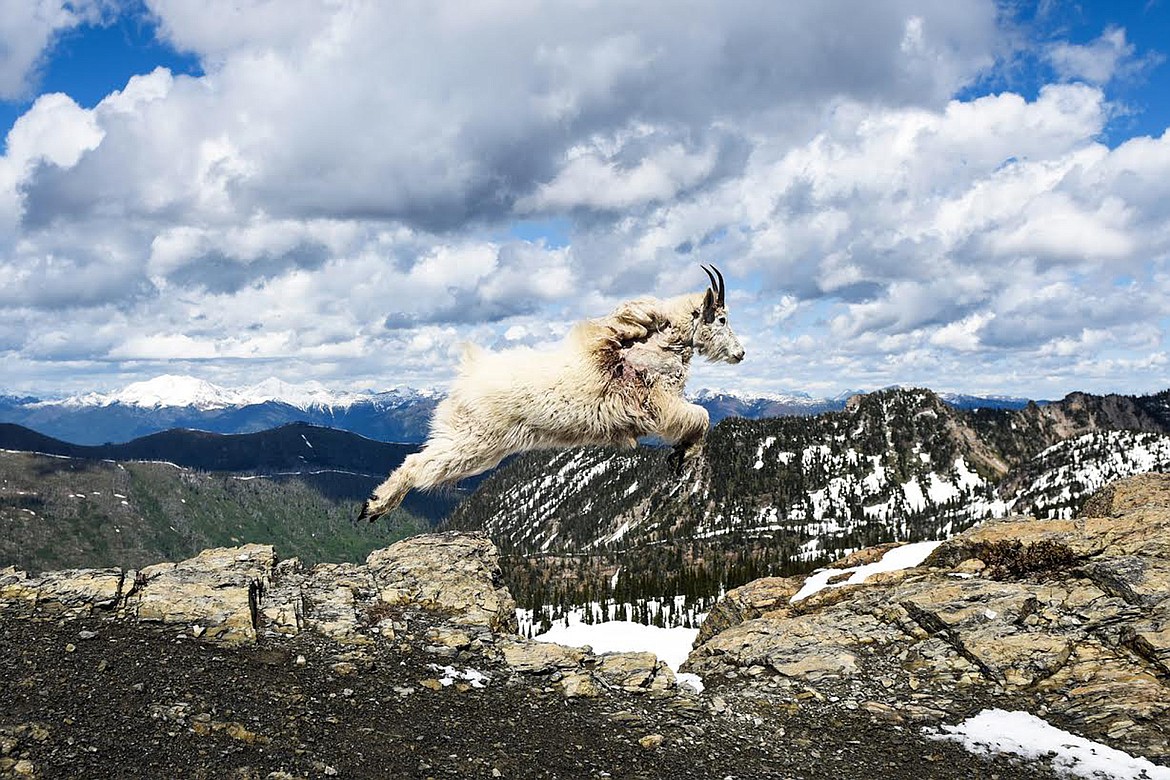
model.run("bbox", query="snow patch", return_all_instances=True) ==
[752,436,777,469]
[531,612,699,675]
[427,664,490,689]
[791,540,942,603]
[932,709,1170,780]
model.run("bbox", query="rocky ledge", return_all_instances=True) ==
[686,472,1170,763]
[1,476,1168,778]
[0,532,677,701]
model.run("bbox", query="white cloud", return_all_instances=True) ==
[929,313,993,352]
[519,136,721,212]
[0,1,1167,400]
[1045,26,1156,86]
[108,333,220,360]
[0,92,103,231]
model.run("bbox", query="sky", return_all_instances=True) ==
[1,1,1168,400]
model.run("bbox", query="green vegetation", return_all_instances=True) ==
[0,451,424,573]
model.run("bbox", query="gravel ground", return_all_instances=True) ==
[1,610,1072,780]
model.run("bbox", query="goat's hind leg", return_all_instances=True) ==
[359,453,425,522]
[359,441,504,523]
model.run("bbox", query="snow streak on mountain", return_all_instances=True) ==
[451,387,1170,563]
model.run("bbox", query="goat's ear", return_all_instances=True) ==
[702,288,716,323]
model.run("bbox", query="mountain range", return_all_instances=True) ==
[0,375,442,445]
[6,376,1164,629]
[0,374,1039,445]
[446,386,1170,617]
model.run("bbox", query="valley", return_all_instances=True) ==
[2,384,1168,633]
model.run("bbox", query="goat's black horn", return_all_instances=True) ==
[711,265,726,306]
[701,265,719,300]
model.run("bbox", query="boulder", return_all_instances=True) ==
[499,640,585,673]
[500,640,682,699]
[124,544,276,644]
[0,566,127,614]
[594,652,676,694]
[560,672,603,698]
[693,576,801,646]
[367,532,518,633]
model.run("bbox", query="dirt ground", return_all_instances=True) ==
[0,611,1073,780]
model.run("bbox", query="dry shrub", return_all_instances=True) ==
[970,539,1078,580]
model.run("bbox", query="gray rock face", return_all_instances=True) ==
[1,532,516,644]
[686,473,1170,762]
[367,532,518,633]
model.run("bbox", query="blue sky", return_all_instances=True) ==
[973,1,1170,140]
[0,7,200,137]
[1,1,1168,400]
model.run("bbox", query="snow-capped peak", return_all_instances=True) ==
[83,375,238,410]
[690,387,819,404]
[50,374,443,411]
[235,378,366,409]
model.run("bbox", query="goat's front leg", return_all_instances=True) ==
[655,396,709,475]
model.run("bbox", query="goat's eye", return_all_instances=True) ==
[718,316,726,325]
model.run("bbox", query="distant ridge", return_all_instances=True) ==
[0,421,475,523]
[1,374,1049,445]
[0,421,416,475]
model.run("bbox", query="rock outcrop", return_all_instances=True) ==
[686,472,1170,762]
[0,530,678,702]
[1,532,517,644]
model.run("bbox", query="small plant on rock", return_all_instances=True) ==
[969,539,1078,580]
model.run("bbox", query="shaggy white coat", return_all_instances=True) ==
[360,281,744,521]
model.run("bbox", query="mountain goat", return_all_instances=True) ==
[359,265,745,522]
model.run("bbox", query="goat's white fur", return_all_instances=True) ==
[359,272,744,522]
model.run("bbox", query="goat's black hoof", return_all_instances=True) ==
[357,500,380,524]
[667,446,686,476]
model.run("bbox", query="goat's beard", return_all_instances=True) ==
[698,341,743,364]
